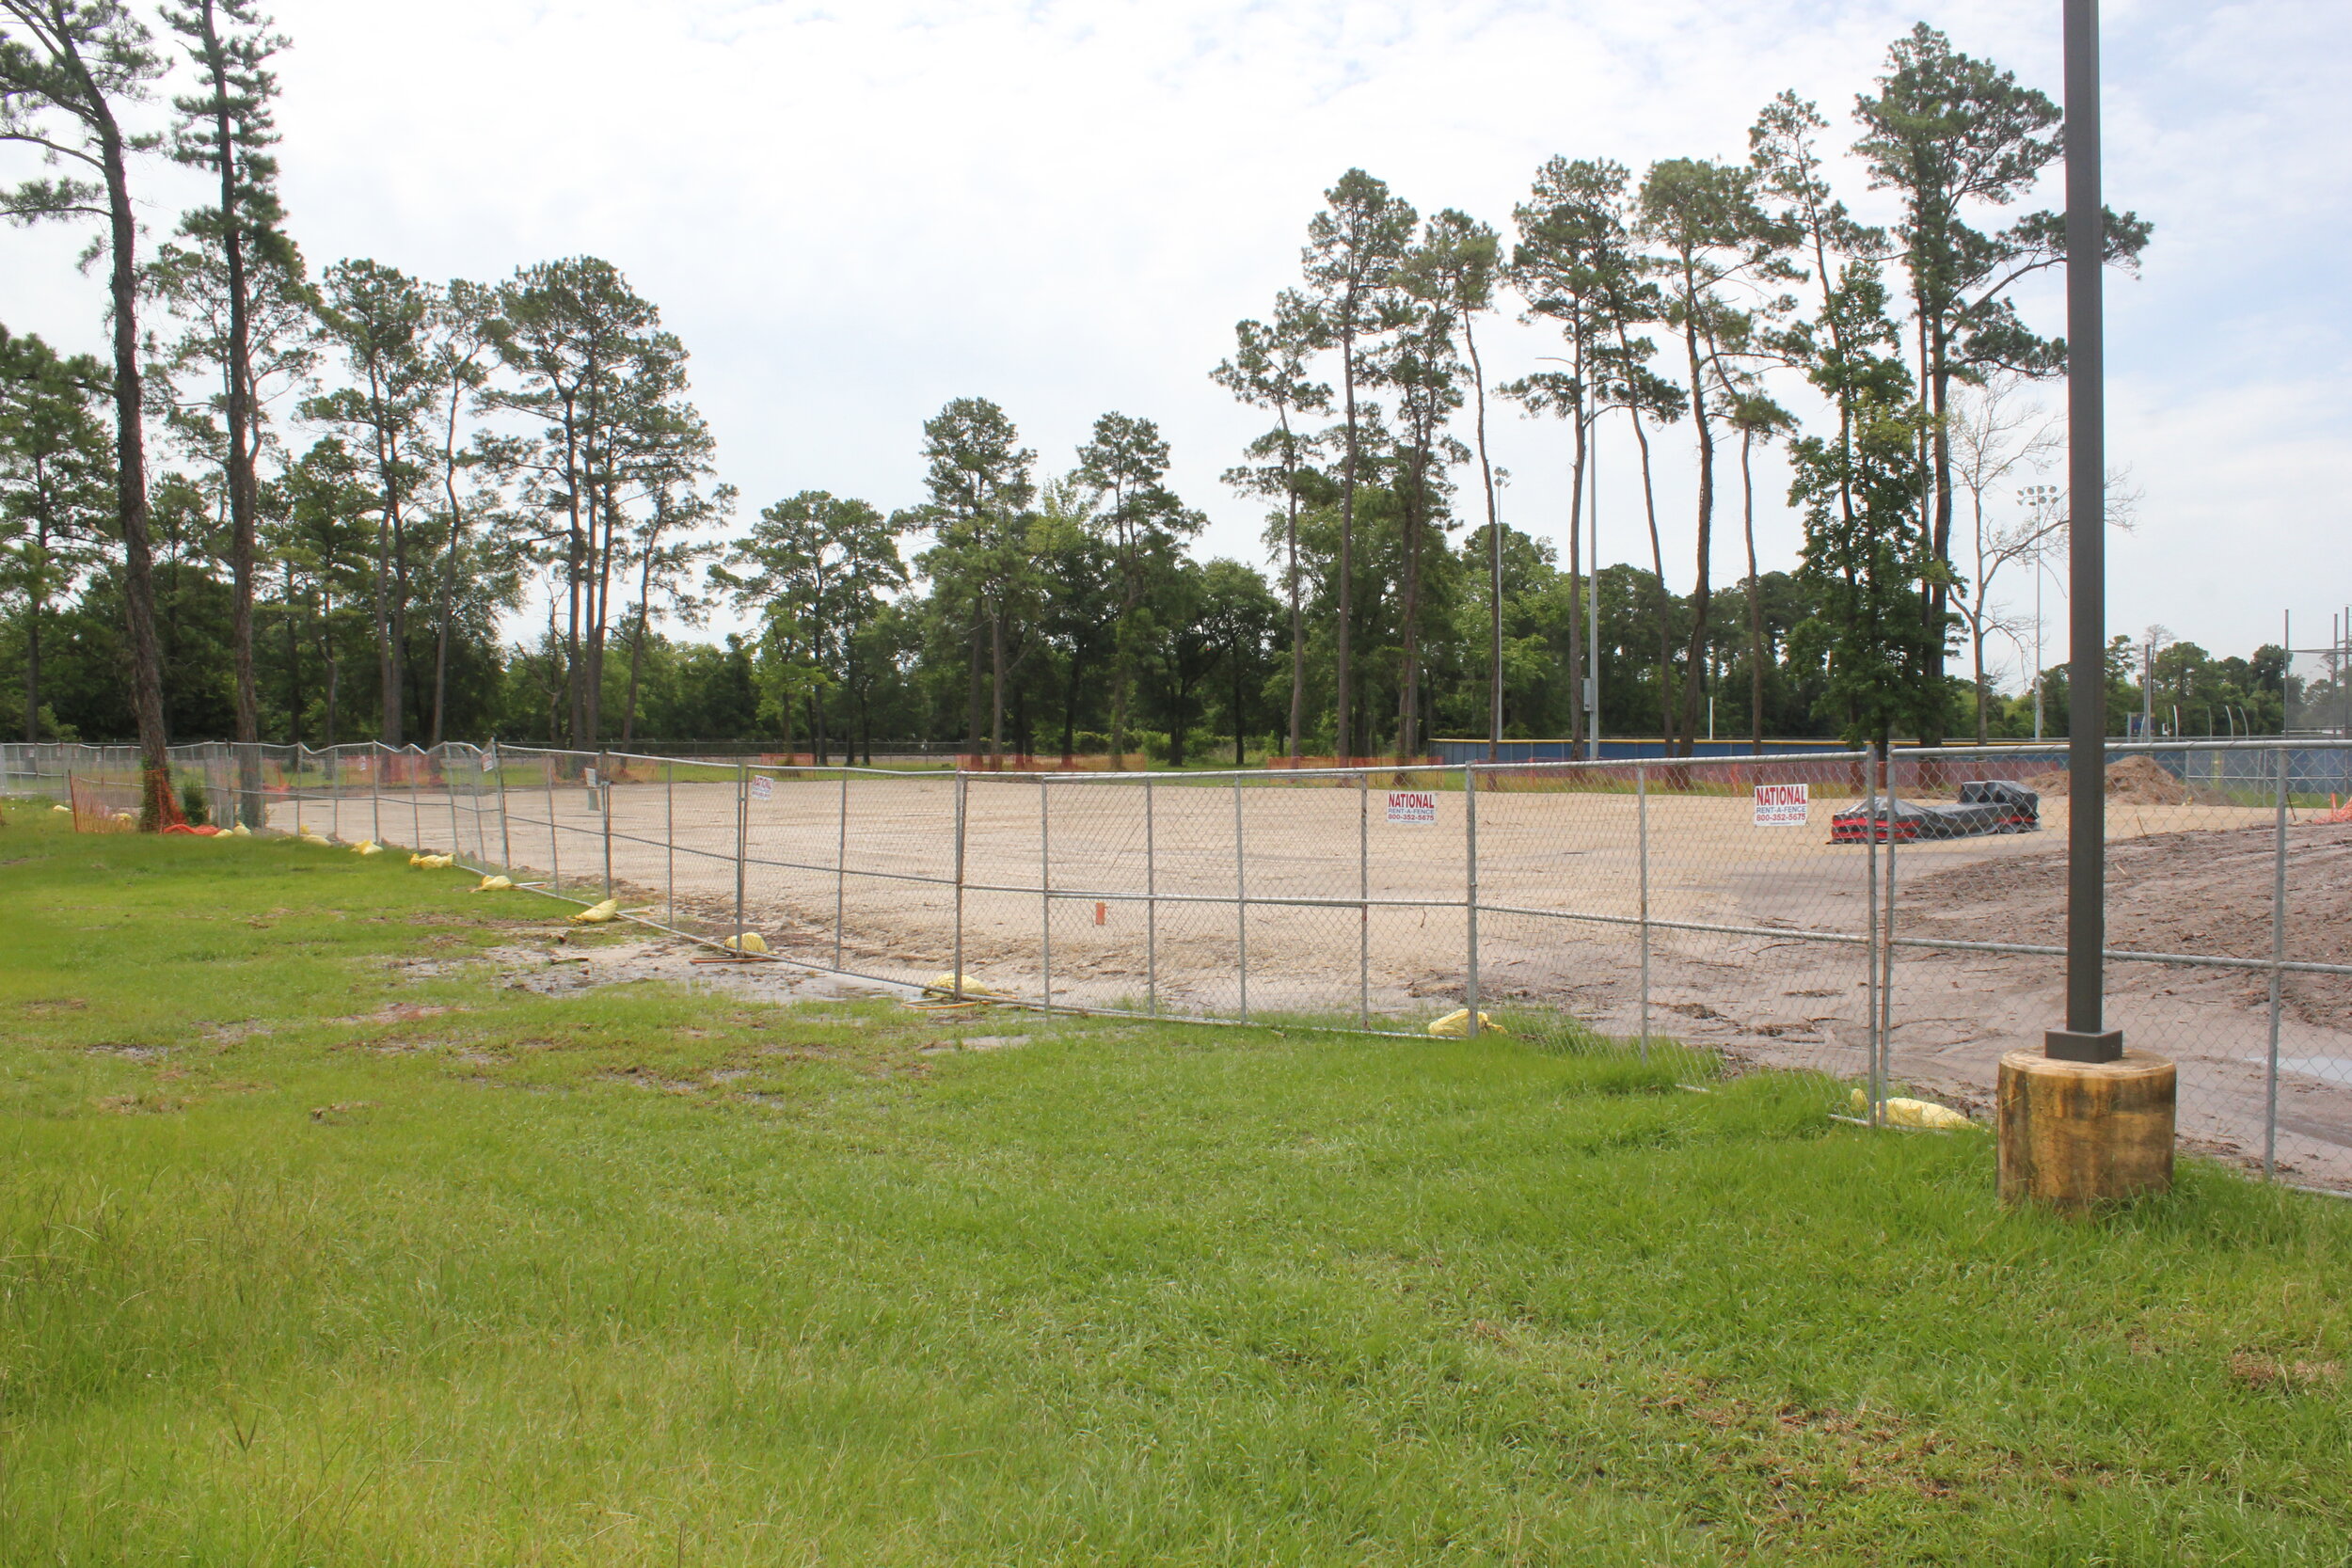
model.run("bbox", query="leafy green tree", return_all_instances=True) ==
[162,0,284,787]
[420,277,504,744]
[1411,209,1506,755]
[1508,156,1646,755]
[914,397,1033,759]
[306,258,433,742]
[1726,389,1793,752]
[1027,471,1113,763]
[1300,168,1415,759]
[0,325,111,738]
[1211,291,1326,760]
[614,423,728,746]
[1637,155,1791,753]
[1,0,172,816]
[1515,159,1684,744]
[1075,410,1197,767]
[266,435,370,745]
[1196,557,1280,765]
[1788,271,1937,749]
[1752,94,1876,517]
[1853,24,2150,736]
[485,256,676,747]
[1370,271,1464,760]
[718,489,900,762]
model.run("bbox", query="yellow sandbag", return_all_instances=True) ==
[923,972,1010,1000]
[1426,1007,1504,1037]
[353,840,383,856]
[51,803,70,814]
[230,821,251,837]
[408,851,453,870]
[722,931,769,954]
[569,896,619,924]
[471,874,513,892]
[298,832,331,847]
[1849,1089,1975,1130]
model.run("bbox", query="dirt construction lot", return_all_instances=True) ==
[291,770,2352,1184]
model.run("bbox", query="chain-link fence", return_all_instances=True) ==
[2288,646,2352,738]
[7,736,2349,1188]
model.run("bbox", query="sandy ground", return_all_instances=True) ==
[279,772,2352,1185]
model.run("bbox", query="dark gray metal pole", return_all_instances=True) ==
[2049,0,2120,1063]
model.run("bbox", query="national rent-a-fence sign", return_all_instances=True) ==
[1753,782,1809,827]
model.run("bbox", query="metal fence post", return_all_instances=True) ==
[1865,748,1882,1127]
[546,756,562,892]
[1145,775,1158,1017]
[493,741,513,873]
[1359,770,1371,1027]
[1234,773,1248,1024]
[1636,762,1650,1062]
[371,745,383,847]
[1879,749,1899,1117]
[734,763,749,940]
[2266,745,2288,1179]
[1039,774,1052,1015]
[834,768,849,972]
[446,746,463,861]
[663,757,675,929]
[952,770,968,1001]
[1465,762,1480,1026]
[601,768,614,900]
[328,745,341,840]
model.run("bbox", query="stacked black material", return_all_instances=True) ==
[1831,780,2040,844]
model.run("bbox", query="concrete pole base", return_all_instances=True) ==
[1997,1050,2176,1209]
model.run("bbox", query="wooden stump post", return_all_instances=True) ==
[1997,1050,2175,1210]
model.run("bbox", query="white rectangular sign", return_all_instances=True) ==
[1385,789,1438,826]
[1753,782,1809,827]
[581,766,598,788]
[749,775,774,802]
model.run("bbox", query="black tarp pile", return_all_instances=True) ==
[1830,780,2040,844]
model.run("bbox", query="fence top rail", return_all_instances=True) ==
[1469,749,1872,774]
[494,746,961,778]
[1904,737,2352,758]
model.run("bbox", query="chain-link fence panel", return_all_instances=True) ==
[1882,740,2352,1188]
[16,734,2349,1187]
[1470,753,1880,1100]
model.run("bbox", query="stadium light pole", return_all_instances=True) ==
[2047,0,2120,1064]
[1999,0,2174,1210]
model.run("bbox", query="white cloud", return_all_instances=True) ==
[4,0,2342,662]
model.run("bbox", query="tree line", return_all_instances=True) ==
[0,8,2290,802]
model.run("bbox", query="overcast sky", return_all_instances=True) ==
[8,0,2346,675]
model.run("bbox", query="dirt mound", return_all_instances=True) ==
[2027,753,2194,805]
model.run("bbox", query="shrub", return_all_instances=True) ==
[176,773,211,827]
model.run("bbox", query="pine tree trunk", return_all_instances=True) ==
[1335,321,1357,762]
[1282,414,1304,763]
[1677,303,1715,759]
[95,103,170,821]
[1741,429,1766,755]
[23,512,43,742]
[1627,404,1674,750]
[431,391,467,747]
[990,609,1007,761]
[1565,386,1587,760]
[963,623,985,763]
[199,24,263,819]
[1462,309,1502,759]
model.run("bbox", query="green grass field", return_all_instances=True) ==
[2,804,2347,1564]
